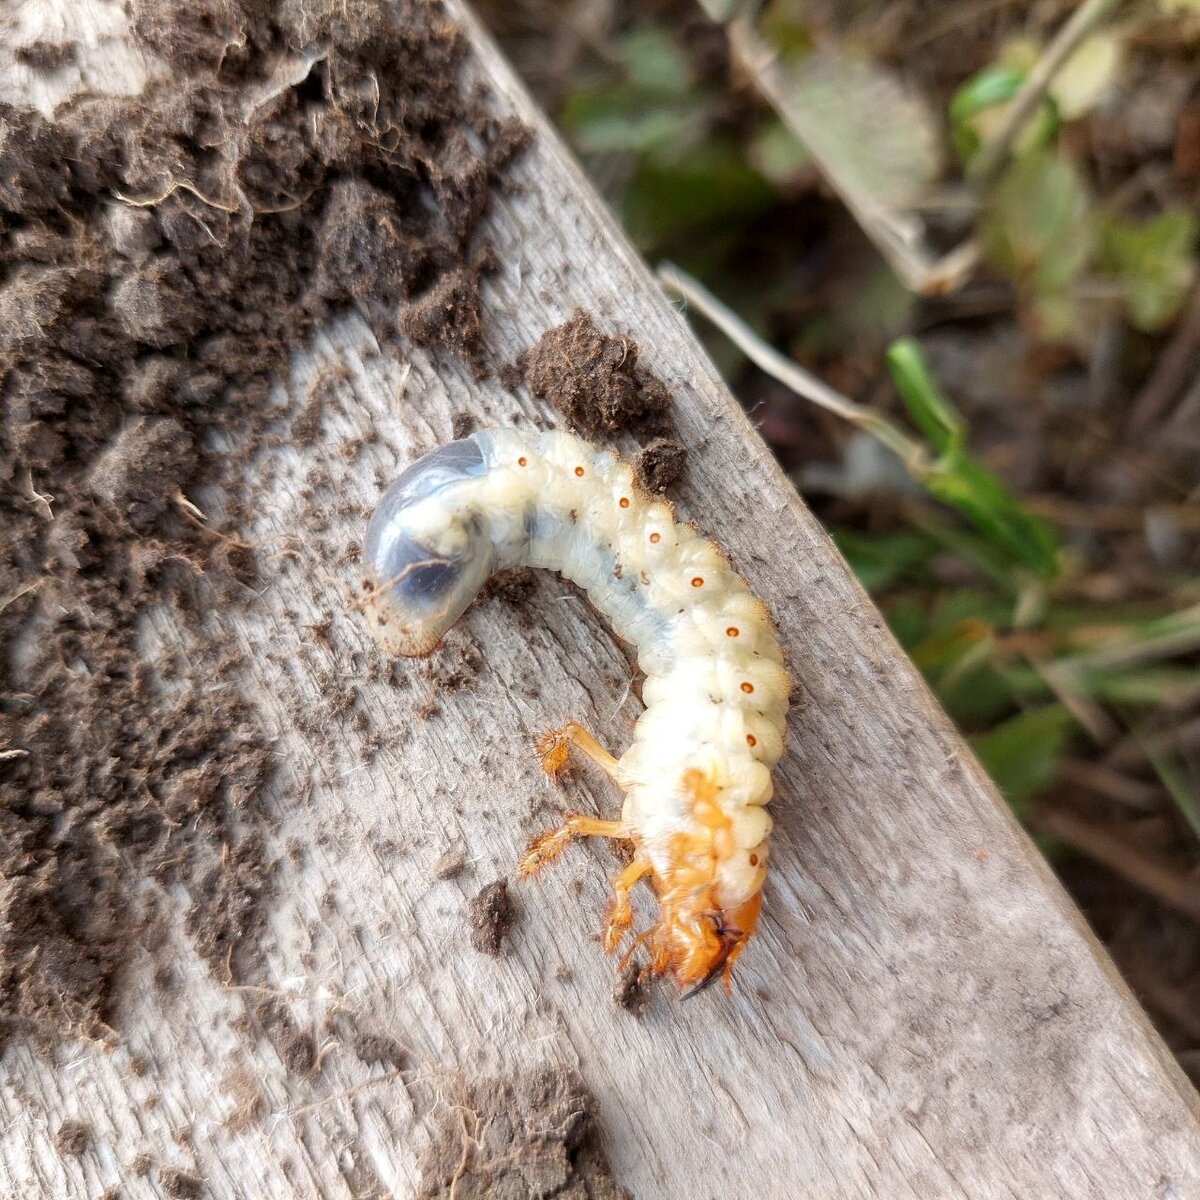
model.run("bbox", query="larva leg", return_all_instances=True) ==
[604,857,652,954]
[518,813,628,877]
[536,722,622,782]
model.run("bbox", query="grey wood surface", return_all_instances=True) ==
[3,2,1200,1197]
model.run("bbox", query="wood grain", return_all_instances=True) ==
[3,2,1199,1197]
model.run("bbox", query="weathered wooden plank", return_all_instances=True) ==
[3,1,1199,1198]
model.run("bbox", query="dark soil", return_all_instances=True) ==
[53,1119,91,1157]
[417,1069,630,1199]
[508,309,673,436]
[480,565,539,607]
[467,878,515,956]
[634,436,688,493]
[612,961,649,1017]
[433,843,468,880]
[160,1168,204,1200]
[0,0,527,1056]
[14,42,77,71]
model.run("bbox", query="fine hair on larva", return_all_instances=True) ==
[361,427,790,995]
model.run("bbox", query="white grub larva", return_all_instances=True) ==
[362,428,789,996]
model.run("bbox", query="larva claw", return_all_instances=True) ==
[518,825,574,876]
[535,723,622,782]
[535,730,572,778]
[604,858,652,954]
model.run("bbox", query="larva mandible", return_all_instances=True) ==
[361,428,789,995]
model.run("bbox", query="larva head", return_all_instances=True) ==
[362,437,495,657]
[658,886,762,998]
[653,766,766,996]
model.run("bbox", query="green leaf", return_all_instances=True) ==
[695,0,742,19]
[950,65,1025,127]
[768,48,942,212]
[746,117,812,189]
[985,152,1093,286]
[906,507,1033,593]
[981,151,1093,338]
[1080,665,1200,706]
[832,528,935,592]
[910,618,993,672]
[1127,719,1200,843]
[760,0,816,58]
[1051,32,1124,121]
[950,64,1058,166]
[565,92,696,155]
[1100,209,1199,333]
[886,338,965,452]
[940,661,1021,729]
[883,596,928,649]
[622,140,777,248]
[617,28,693,98]
[886,338,1060,579]
[560,28,696,156]
[925,450,1060,579]
[971,705,1076,812]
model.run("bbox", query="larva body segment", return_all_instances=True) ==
[363,428,789,994]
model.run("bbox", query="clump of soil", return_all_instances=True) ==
[479,565,538,606]
[0,0,528,1055]
[433,844,468,880]
[467,879,515,955]
[53,1119,91,1157]
[15,42,77,71]
[508,309,672,436]
[160,1168,204,1200]
[634,436,688,493]
[348,1027,410,1071]
[612,961,649,1017]
[417,1069,629,1199]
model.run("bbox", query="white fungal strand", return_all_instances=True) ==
[362,427,789,994]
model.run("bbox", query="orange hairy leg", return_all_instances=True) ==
[524,725,650,954]
[605,857,652,953]
[518,814,628,877]
[536,722,622,781]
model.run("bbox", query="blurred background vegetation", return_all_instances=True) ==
[478,0,1200,1079]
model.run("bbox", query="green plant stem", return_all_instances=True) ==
[968,0,1121,184]
[657,262,929,473]
[1059,602,1200,674]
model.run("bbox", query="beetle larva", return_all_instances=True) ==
[362,428,789,995]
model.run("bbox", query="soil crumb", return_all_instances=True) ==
[0,0,528,1055]
[467,879,514,955]
[349,1028,410,1072]
[53,1119,91,1157]
[511,309,672,436]
[433,844,468,880]
[160,1168,204,1200]
[15,42,76,71]
[418,1069,630,1199]
[634,436,688,493]
[612,961,649,1017]
[479,565,538,607]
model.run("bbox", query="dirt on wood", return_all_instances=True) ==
[634,435,688,493]
[467,878,515,956]
[53,1119,91,1158]
[612,961,649,1017]
[160,1167,204,1200]
[0,0,528,1056]
[417,1069,630,1200]
[507,309,673,436]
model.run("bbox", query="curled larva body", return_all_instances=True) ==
[362,428,789,994]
